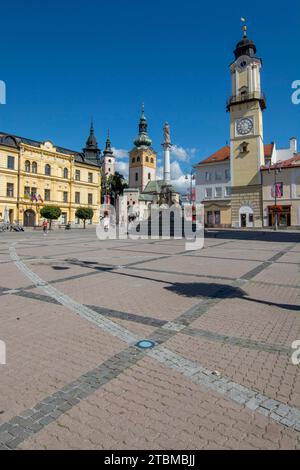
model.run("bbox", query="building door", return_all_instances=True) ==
[214,211,221,226]
[9,210,14,224]
[61,213,67,225]
[24,210,36,227]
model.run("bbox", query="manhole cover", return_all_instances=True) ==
[136,340,156,350]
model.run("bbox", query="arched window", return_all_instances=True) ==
[25,160,31,172]
[146,156,149,162]
[132,158,135,163]
[137,157,140,162]
[150,158,154,164]
[32,162,37,174]
[45,164,51,176]
[148,173,151,180]
[135,173,138,182]
[63,168,68,179]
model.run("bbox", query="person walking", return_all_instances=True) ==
[42,219,48,236]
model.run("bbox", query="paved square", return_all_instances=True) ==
[0,229,300,449]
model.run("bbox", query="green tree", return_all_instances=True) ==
[40,205,62,229]
[75,207,94,229]
[102,172,128,205]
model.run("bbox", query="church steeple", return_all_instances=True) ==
[101,130,116,176]
[83,121,101,164]
[103,130,113,157]
[134,104,152,148]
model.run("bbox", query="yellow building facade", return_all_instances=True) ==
[0,133,101,227]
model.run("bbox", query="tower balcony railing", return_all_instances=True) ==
[226,91,266,111]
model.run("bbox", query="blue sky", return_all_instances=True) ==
[0,0,299,188]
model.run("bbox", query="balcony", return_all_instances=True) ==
[226,91,266,111]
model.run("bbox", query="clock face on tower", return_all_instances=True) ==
[236,118,254,136]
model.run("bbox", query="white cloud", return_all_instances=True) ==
[170,161,184,179]
[116,161,129,180]
[171,145,188,162]
[171,145,198,163]
[112,147,128,159]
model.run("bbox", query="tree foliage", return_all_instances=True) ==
[40,205,62,228]
[75,207,94,228]
[102,172,128,204]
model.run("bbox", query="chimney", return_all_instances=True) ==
[290,137,297,154]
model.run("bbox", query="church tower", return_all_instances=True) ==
[101,131,116,177]
[228,22,266,228]
[82,122,101,165]
[129,105,156,191]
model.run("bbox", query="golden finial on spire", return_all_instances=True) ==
[241,17,247,37]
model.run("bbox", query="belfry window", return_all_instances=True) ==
[32,162,37,174]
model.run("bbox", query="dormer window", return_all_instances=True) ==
[240,142,249,154]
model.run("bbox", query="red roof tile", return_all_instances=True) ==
[261,154,300,170]
[197,146,230,165]
[198,144,274,166]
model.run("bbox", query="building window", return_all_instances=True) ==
[205,188,212,199]
[225,186,232,197]
[63,168,69,179]
[45,164,51,176]
[88,172,93,183]
[24,186,31,197]
[75,192,80,204]
[7,156,15,170]
[137,157,140,162]
[150,158,154,164]
[215,171,222,181]
[135,173,138,182]
[148,173,151,180]
[7,183,14,197]
[215,187,222,198]
[225,169,230,180]
[44,189,51,201]
[132,158,135,163]
[25,160,31,172]
[31,188,37,198]
[32,162,37,174]
[205,172,212,182]
[63,192,68,203]
[108,159,111,164]
[75,170,81,181]
[146,156,149,162]
[88,193,93,205]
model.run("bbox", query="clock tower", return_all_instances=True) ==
[129,105,157,191]
[228,24,266,228]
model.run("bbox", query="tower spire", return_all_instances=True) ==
[133,103,152,148]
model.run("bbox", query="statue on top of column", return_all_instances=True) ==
[163,122,171,145]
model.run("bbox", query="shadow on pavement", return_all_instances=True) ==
[165,282,300,311]
[205,229,300,243]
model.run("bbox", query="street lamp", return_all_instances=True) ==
[268,163,282,231]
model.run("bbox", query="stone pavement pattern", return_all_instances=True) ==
[0,229,299,449]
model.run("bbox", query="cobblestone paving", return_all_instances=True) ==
[0,229,300,449]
